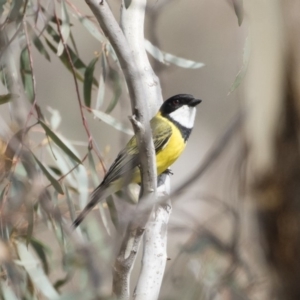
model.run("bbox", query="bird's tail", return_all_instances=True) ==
[72,183,112,228]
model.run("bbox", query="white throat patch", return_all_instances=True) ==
[169,105,196,129]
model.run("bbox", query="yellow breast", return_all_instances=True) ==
[155,121,186,175]
[131,118,186,183]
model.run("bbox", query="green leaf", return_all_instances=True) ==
[0,282,19,300]
[106,196,119,229]
[232,0,244,26]
[69,31,79,55]
[95,54,107,110]
[65,187,76,222]
[228,37,250,94]
[29,238,51,274]
[106,68,122,113]
[44,38,84,82]
[39,120,82,164]
[20,47,34,102]
[124,0,132,9]
[16,242,60,299]
[88,149,100,186]
[0,93,19,104]
[53,273,72,290]
[25,202,34,246]
[32,153,64,194]
[78,16,105,43]
[145,39,205,69]
[92,109,134,135]
[45,26,98,86]
[8,0,23,22]
[84,56,99,107]
[46,25,85,70]
[27,23,51,61]
[57,0,71,56]
[0,0,6,15]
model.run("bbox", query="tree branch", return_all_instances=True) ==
[85,0,157,200]
[86,1,171,299]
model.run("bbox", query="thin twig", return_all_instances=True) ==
[53,4,106,173]
[53,9,92,147]
[45,152,89,190]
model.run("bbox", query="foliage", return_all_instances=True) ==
[0,0,208,299]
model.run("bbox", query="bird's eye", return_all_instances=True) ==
[172,99,180,106]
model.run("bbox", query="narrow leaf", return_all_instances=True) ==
[88,149,100,186]
[232,0,244,26]
[78,16,105,43]
[145,40,205,69]
[106,68,122,113]
[39,121,82,164]
[84,56,99,107]
[92,109,133,135]
[0,93,19,104]
[106,196,119,229]
[26,202,34,246]
[0,282,19,300]
[16,242,60,299]
[20,47,34,102]
[57,0,71,56]
[27,22,51,61]
[95,54,107,110]
[228,37,250,94]
[29,238,51,274]
[65,187,76,222]
[0,0,6,15]
[45,38,84,82]
[124,0,132,9]
[32,153,64,194]
[45,26,98,85]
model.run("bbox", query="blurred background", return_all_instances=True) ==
[0,0,278,299]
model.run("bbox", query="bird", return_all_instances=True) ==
[73,94,201,227]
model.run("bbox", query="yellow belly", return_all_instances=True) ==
[132,122,186,183]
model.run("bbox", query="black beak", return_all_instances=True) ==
[189,98,202,107]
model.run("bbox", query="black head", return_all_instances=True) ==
[160,94,202,115]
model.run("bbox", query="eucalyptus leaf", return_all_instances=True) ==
[92,109,133,135]
[95,54,107,110]
[0,93,18,105]
[16,242,60,299]
[26,202,34,246]
[0,282,19,300]
[88,149,100,186]
[84,56,99,108]
[228,37,250,94]
[32,153,64,194]
[65,187,76,222]
[29,238,51,274]
[145,40,205,69]
[78,16,105,43]
[0,0,6,16]
[45,38,84,82]
[20,47,34,102]
[124,0,132,9]
[27,22,51,61]
[57,0,71,56]
[45,26,98,86]
[232,0,244,26]
[106,68,122,113]
[39,121,82,164]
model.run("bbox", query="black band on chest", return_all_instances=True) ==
[165,115,192,142]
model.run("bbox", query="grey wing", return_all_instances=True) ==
[102,140,139,185]
[102,117,172,185]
